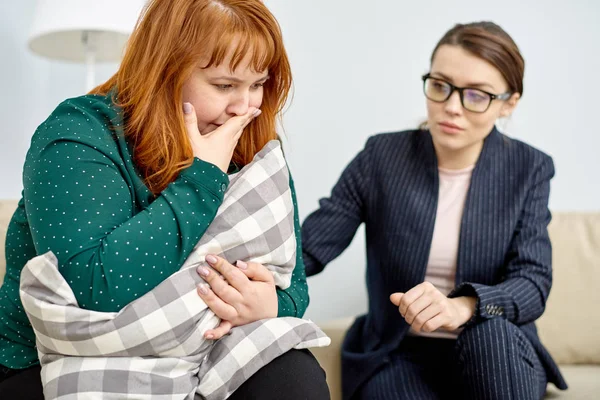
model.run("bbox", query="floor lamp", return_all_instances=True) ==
[28,0,146,92]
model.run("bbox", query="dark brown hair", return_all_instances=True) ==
[431,21,524,96]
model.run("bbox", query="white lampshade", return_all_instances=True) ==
[28,0,146,63]
[28,0,147,90]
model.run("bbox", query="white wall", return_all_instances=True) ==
[1,1,599,322]
[0,1,119,199]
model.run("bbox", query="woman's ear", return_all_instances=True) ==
[499,92,521,118]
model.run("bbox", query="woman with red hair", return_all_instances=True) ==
[0,1,329,399]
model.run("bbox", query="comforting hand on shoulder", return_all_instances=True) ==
[390,282,476,333]
[196,254,278,340]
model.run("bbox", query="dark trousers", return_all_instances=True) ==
[230,348,330,400]
[0,364,44,399]
[358,319,547,400]
[0,349,329,400]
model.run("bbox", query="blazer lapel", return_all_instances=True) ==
[455,127,513,285]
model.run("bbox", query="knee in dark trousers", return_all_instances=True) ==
[0,365,44,400]
[228,349,330,400]
[455,318,547,400]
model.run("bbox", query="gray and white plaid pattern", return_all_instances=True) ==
[19,141,330,400]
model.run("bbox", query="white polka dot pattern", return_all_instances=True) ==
[0,93,309,369]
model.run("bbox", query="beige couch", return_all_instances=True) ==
[1,200,599,398]
[310,211,600,399]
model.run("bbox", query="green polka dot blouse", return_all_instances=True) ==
[0,93,309,369]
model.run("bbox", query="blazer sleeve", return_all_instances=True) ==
[301,140,372,276]
[450,155,555,325]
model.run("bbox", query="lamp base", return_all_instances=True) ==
[82,31,96,92]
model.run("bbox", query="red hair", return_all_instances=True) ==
[92,0,292,194]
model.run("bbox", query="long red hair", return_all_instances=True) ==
[91,0,292,194]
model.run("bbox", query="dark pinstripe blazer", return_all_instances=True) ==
[302,127,567,399]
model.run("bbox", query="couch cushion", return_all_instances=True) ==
[312,317,352,400]
[545,365,600,399]
[538,212,600,365]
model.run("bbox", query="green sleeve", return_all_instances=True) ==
[23,100,229,312]
[276,171,309,317]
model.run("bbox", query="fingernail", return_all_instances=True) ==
[197,284,208,295]
[236,260,248,270]
[205,333,214,340]
[197,267,209,277]
[252,109,262,118]
[206,255,217,264]
[183,102,192,114]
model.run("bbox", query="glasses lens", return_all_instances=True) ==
[463,89,491,112]
[424,78,450,102]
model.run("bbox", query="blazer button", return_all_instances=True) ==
[221,183,227,192]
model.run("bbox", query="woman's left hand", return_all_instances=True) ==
[390,282,476,333]
[196,255,278,340]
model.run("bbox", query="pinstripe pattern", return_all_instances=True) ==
[356,320,547,400]
[358,337,460,400]
[302,128,567,399]
[456,319,547,400]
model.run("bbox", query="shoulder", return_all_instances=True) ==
[44,93,119,130]
[28,93,122,157]
[496,132,555,178]
[358,129,432,171]
[365,129,422,149]
[360,129,424,161]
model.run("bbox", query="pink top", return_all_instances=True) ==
[408,164,474,339]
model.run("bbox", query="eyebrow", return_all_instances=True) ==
[430,72,496,91]
[210,74,270,83]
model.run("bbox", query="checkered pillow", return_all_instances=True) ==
[20,141,330,400]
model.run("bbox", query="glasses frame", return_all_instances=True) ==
[422,73,512,113]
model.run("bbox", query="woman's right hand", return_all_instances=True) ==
[183,102,261,173]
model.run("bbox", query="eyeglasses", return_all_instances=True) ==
[422,73,511,113]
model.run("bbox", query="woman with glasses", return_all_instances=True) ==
[302,21,567,399]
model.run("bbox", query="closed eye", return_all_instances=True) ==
[214,84,233,91]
